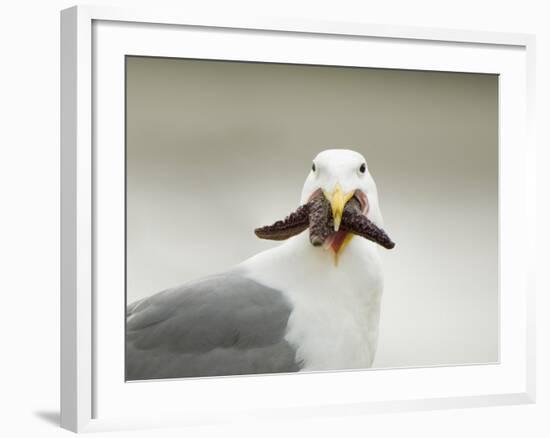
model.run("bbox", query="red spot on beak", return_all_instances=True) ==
[325,231,350,254]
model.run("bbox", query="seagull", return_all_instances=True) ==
[126,149,393,380]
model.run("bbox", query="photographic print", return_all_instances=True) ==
[125,57,498,381]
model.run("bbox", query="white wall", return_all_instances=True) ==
[0,0,547,437]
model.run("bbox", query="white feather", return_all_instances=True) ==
[241,232,383,370]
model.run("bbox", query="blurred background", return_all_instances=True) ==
[126,56,498,369]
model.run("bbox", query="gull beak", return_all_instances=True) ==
[323,183,355,232]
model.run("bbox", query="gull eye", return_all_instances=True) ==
[311,162,316,172]
[359,163,366,174]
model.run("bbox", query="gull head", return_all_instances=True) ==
[300,149,385,257]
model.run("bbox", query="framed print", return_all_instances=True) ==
[60,5,536,433]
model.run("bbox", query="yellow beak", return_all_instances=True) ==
[323,183,355,232]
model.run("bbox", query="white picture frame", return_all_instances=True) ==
[60,4,536,433]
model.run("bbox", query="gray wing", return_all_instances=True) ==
[126,271,301,380]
